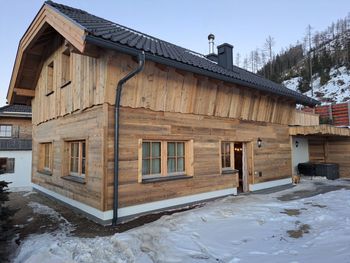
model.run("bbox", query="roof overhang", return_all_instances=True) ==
[289,125,350,137]
[6,2,86,104]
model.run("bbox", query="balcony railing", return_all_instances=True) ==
[0,139,32,151]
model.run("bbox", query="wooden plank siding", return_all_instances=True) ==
[32,46,294,211]
[308,136,350,178]
[106,52,297,125]
[104,106,292,210]
[32,105,107,210]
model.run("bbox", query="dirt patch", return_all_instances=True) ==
[281,208,305,216]
[304,201,327,208]
[287,222,311,238]
[3,190,199,260]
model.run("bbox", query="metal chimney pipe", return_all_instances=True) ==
[208,34,215,54]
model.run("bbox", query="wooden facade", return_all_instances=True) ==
[7,2,324,221]
[28,43,295,212]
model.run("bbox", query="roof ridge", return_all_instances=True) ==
[46,1,204,56]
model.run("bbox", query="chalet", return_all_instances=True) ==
[0,104,32,190]
[8,1,345,224]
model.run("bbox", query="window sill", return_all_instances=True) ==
[142,174,193,184]
[222,168,239,175]
[60,81,71,89]
[37,169,52,176]
[62,175,86,184]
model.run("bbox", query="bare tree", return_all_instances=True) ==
[264,35,275,77]
[306,24,313,96]
[243,56,248,70]
[235,52,241,67]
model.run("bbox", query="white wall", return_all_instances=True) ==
[291,137,309,175]
[0,150,32,190]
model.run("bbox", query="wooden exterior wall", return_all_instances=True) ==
[32,45,295,211]
[0,118,32,139]
[106,53,297,125]
[32,105,109,210]
[308,136,350,178]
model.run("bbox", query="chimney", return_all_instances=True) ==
[217,43,233,70]
[206,34,218,62]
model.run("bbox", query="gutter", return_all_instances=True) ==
[85,35,319,107]
[112,51,145,226]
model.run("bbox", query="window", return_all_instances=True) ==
[0,158,15,174]
[38,143,53,174]
[142,142,161,176]
[221,142,232,169]
[69,140,86,178]
[221,141,236,173]
[46,61,54,95]
[0,125,12,137]
[61,49,71,86]
[139,140,193,181]
[167,142,185,174]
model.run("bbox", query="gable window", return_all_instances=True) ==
[61,49,71,86]
[0,158,15,174]
[46,61,54,95]
[0,125,12,138]
[69,140,86,178]
[139,140,193,182]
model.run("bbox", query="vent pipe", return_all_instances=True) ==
[208,33,215,54]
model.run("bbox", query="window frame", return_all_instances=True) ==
[0,157,15,174]
[138,139,193,182]
[220,141,236,174]
[38,142,53,173]
[0,125,12,138]
[67,140,86,178]
[61,48,71,87]
[46,60,54,95]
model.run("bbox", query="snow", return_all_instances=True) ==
[14,179,350,263]
[283,66,350,104]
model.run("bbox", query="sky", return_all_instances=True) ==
[0,0,349,106]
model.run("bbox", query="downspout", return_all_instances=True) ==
[112,51,145,226]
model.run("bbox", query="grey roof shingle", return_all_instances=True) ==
[0,104,32,113]
[46,1,319,106]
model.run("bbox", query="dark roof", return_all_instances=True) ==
[46,1,319,106]
[0,104,32,113]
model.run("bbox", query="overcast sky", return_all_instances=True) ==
[0,0,349,106]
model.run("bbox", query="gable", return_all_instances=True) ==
[7,2,86,105]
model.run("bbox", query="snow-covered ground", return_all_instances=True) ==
[283,66,350,104]
[14,178,350,263]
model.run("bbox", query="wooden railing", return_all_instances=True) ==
[291,110,319,126]
[0,139,32,150]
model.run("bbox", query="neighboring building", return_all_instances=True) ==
[0,104,32,190]
[5,1,330,224]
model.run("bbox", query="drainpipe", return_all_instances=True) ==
[112,51,145,226]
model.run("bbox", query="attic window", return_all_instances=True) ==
[61,49,71,87]
[46,61,54,95]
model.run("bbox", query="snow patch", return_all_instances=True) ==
[14,180,350,262]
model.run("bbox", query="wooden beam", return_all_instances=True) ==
[14,88,35,97]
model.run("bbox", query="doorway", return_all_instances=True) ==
[234,143,243,192]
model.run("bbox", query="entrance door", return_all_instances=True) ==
[234,142,249,193]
